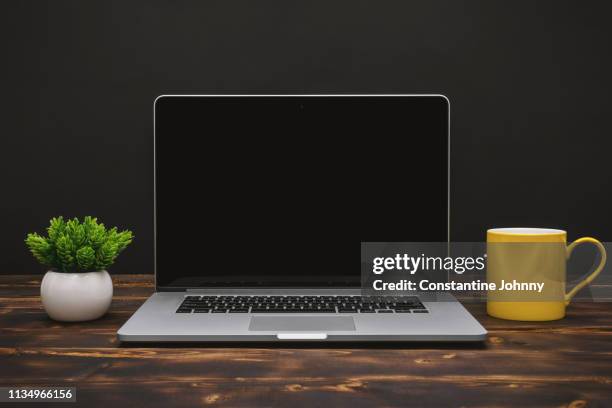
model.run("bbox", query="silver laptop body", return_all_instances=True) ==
[117,94,487,342]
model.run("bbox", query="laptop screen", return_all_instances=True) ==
[155,95,448,289]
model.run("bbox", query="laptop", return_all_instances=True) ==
[117,94,487,342]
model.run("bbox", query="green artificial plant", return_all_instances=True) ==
[25,216,134,272]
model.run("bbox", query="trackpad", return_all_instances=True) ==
[249,316,356,331]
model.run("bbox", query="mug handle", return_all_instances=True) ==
[565,237,607,305]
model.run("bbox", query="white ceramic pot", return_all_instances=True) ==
[40,270,113,322]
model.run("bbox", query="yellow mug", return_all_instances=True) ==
[487,228,607,321]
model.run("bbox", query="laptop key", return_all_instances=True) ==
[251,308,336,313]
[194,309,210,313]
[176,308,192,313]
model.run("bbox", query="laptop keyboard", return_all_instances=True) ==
[176,295,427,314]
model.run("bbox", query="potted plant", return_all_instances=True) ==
[25,216,133,322]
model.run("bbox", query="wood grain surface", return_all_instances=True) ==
[0,275,611,407]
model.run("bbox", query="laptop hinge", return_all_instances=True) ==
[184,287,361,294]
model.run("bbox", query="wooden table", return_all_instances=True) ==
[1,275,611,407]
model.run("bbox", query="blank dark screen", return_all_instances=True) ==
[155,96,448,288]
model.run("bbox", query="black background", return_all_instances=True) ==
[1,1,611,275]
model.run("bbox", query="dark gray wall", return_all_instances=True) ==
[2,1,611,274]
